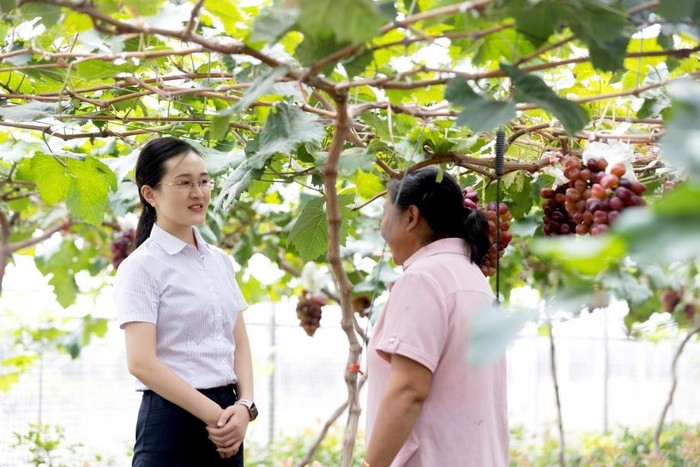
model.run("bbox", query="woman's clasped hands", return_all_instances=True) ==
[207,404,250,459]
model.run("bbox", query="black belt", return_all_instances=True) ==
[143,383,236,398]
[197,384,237,398]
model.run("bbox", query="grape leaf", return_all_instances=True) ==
[288,193,355,261]
[249,5,299,43]
[531,235,626,276]
[503,0,556,46]
[660,80,700,178]
[204,0,246,36]
[288,196,328,261]
[232,66,289,114]
[657,0,696,23]
[613,207,700,264]
[0,101,58,122]
[502,64,589,136]
[30,154,116,225]
[30,154,71,205]
[445,78,516,132]
[252,102,325,167]
[34,239,80,308]
[297,0,387,44]
[65,156,118,225]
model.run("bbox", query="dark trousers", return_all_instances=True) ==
[133,384,244,467]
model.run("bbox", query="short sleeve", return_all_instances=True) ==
[217,250,248,312]
[375,271,448,373]
[114,255,160,329]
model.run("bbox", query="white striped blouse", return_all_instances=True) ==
[114,224,247,391]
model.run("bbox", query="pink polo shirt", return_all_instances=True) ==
[366,238,508,466]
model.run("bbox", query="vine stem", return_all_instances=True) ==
[548,320,567,467]
[653,322,700,455]
[321,94,363,467]
[298,374,368,467]
[0,209,10,296]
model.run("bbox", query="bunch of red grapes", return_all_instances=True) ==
[661,288,696,321]
[541,156,646,236]
[111,229,135,269]
[463,187,513,277]
[295,289,326,337]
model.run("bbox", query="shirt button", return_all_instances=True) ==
[209,286,214,291]
[389,337,397,343]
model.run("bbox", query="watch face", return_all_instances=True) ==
[238,399,258,421]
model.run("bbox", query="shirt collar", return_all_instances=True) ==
[150,223,210,255]
[403,237,468,270]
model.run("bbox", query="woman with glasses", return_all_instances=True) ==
[363,167,508,466]
[114,137,256,466]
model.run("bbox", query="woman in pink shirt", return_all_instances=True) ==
[114,137,257,466]
[365,167,508,466]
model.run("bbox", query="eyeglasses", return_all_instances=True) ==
[159,178,215,192]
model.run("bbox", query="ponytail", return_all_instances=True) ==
[463,208,490,265]
[133,204,156,251]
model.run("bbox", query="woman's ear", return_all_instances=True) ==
[405,205,421,230]
[141,185,156,207]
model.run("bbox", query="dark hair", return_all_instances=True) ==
[132,137,201,250]
[387,167,490,265]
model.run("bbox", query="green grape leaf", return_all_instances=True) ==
[469,304,532,365]
[660,79,700,178]
[30,154,72,205]
[297,0,387,44]
[124,0,162,16]
[252,102,325,167]
[502,64,589,136]
[343,48,374,79]
[35,240,80,308]
[353,169,384,199]
[611,182,700,264]
[656,0,696,22]
[288,193,354,261]
[0,101,58,122]
[216,165,262,209]
[204,0,246,36]
[504,0,556,46]
[295,30,346,70]
[531,235,626,276]
[232,66,289,113]
[445,78,516,132]
[29,154,116,225]
[66,156,118,225]
[249,5,299,43]
[315,147,375,176]
[288,196,329,261]
[586,36,630,72]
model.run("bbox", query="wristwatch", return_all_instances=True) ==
[235,399,259,421]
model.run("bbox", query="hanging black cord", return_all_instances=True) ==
[494,130,505,304]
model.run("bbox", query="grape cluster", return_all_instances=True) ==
[112,229,135,269]
[541,156,646,236]
[463,187,513,277]
[295,289,326,337]
[541,184,577,236]
[661,288,697,321]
